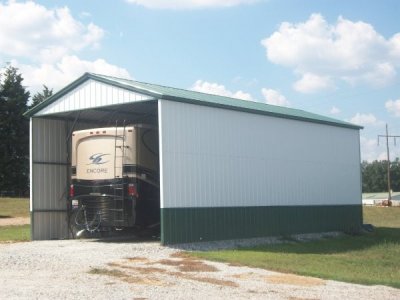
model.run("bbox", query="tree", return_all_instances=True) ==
[361,159,400,193]
[0,66,30,196]
[390,158,400,192]
[30,85,53,108]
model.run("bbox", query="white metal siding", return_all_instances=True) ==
[35,79,154,116]
[159,100,361,209]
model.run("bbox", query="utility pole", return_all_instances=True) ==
[378,124,400,201]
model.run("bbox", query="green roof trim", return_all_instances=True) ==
[25,72,362,130]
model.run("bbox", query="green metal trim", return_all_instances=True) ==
[161,205,363,245]
[25,73,362,130]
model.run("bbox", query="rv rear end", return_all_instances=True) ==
[69,125,159,236]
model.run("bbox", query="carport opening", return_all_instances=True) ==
[37,100,160,240]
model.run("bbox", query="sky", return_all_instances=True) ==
[0,0,399,162]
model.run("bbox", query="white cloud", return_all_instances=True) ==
[385,99,400,117]
[80,11,92,18]
[13,56,131,92]
[261,14,400,93]
[349,113,381,126]
[125,0,258,9]
[293,73,333,93]
[191,80,253,101]
[360,136,381,162]
[0,1,103,63]
[359,136,400,162]
[261,88,290,107]
[330,106,340,114]
[0,1,130,93]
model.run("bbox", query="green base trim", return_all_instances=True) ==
[161,205,362,244]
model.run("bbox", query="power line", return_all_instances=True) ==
[378,124,400,201]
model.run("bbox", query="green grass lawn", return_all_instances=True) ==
[0,197,29,218]
[0,225,30,242]
[192,207,400,288]
[0,197,30,242]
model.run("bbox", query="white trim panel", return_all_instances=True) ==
[29,118,33,212]
[159,100,362,208]
[35,79,154,116]
[158,100,165,209]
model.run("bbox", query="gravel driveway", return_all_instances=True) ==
[1,239,399,300]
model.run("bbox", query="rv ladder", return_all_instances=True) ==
[112,121,127,224]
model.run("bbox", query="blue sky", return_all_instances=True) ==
[1,0,399,161]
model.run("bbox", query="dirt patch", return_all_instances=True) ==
[169,252,193,259]
[158,258,219,272]
[178,260,218,272]
[228,262,243,267]
[122,275,166,286]
[125,257,149,263]
[231,272,256,280]
[157,259,183,266]
[188,275,238,287]
[266,274,325,287]
[288,297,320,300]
[123,266,167,274]
[0,217,30,226]
[102,258,233,288]
[168,271,238,288]
[89,267,127,278]
[89,267,166,286]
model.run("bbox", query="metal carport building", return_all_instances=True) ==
[26,73,363,244]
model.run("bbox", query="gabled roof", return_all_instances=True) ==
[25,72,362,130]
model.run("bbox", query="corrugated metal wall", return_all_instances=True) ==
[36,79,154,116]
[159,100,361,209]
[30,118,70,240]
[30,117,98,239]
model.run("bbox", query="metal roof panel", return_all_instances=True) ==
[25,72,362,130]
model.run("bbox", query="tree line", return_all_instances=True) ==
[0,66,398,196]
[361,158,400,193]
[0,66,52,196]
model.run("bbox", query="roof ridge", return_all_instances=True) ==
[25,72,362,130]
[91,73,295,110]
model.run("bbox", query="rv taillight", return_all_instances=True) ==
[128,183,138,197]
[69,184,75,197]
